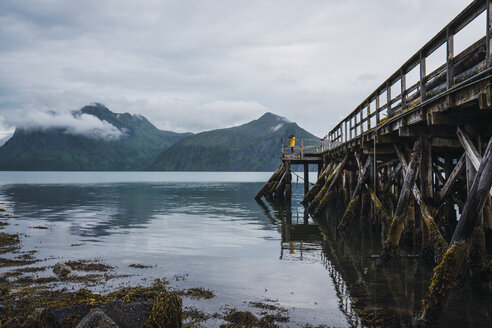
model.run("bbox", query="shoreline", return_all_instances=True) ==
[0,205,296,328]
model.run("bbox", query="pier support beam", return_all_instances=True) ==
[382,141,421,259]
[285,161,292,201]
[304,163,309,196]
[421,136,492,325]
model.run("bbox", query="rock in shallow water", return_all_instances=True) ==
[76,308,119,328]
[53,262,72,276]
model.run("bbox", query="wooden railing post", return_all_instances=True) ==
[344,120,348,143]
[487,0,492,67]
[349,117,353,140]
[420,52,426,103]
[400,70,406,111]
[387,81,392,117]
[359,107,363,134]
[375,95,380,124]
[446,27,454,89]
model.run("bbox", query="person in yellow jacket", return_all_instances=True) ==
[289,135,295,152]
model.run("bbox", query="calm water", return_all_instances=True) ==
[0,172,489,327]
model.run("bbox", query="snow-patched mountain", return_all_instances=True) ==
[0,103,191,170]
[151,112,318,171]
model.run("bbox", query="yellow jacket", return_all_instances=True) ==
[290,137,295,147]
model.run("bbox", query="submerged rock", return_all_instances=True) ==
[99,300,151,328]
[53,262,72,276]
[76,308,119,328]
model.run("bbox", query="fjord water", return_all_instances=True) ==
[0,172,489,327]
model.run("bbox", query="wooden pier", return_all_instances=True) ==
[257,0,492,325]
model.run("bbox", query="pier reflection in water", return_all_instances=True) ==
[257,197,491,328]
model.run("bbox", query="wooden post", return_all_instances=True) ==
[446,27,454,89]
[375,95,380,124]
[302,162,333,205]
[400,70,406,111]
[275,172,287,199]
[420,136,433,203]
[487,0,492,67]
[304,163,309,196]
[255,163,284,200]
[420,52,426,103]
[421,136,492,324]
[267,165,286,198]
[285,161,292,201]
[383,141,421,259]
[313,155,349,216]
[387,81,392,117]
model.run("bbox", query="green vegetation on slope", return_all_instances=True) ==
[151,112,318,171]
[0,104,191,171]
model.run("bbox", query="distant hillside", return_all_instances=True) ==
[151,112,318,171]
[0,104,191,171]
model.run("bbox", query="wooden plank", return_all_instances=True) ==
[383,141,421,258]
[255,164,284,200]
[304,163,309,196]
[438,153,466,201]
[451,135,492,242]
[457,126,492,196]
[352,157,370,200]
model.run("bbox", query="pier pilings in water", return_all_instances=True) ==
[256,1,492,324]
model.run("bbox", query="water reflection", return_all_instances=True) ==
[0,183,275,239]
[258,197,492,328]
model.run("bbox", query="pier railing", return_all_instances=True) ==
[327,0,491,149]
[281,138,328,161]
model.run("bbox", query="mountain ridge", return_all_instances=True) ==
[0,104,191,171]
[150,112,318,171]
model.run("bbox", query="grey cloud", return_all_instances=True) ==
[0,0,479,137]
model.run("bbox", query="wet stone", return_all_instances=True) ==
[76,308,119,328]
[53,262,72,276]
[49,303,89,327]
[98,300,151,328]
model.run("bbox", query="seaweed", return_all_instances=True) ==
[145,291,182,328]
[66,260,115,272]
[179,287,215,300]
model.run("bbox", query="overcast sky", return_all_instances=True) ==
[0,0,485,141]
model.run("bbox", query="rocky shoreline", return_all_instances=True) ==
[0,206,294,328]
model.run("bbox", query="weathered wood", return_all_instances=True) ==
[421,136,492,325]
[301,162,333,205]
[457,126,492,196]
[366,185,392,231]
[437,153,466,201]
[313,154,349,216]
[255,164,284,200]
[303,163,309,196]
[382,163,402,193]
[274,171,287,198]
[395,143,448,263]
[308,161,343,212]
[285,162,292,200]
[420,136,433,202]
[352,157,370,200]
[267,165,286,198]
[451,136,492,243]
[412,184,448,264]
[383,141,421,259]
[338,156,369,231]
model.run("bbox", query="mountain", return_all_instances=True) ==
[150,112,318,171]
[0,103,191,171]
